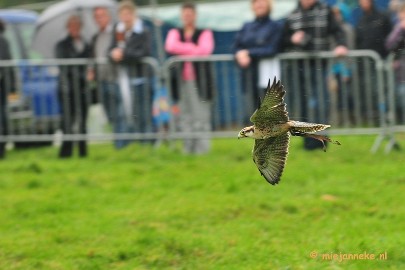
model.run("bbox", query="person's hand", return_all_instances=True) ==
[334,45,348,57]
[400,19,405,30]
[86,68,95,81]
[291,30,306,45]
[235,49,251,68]
[111,47,124,62]
[342,76,350,83]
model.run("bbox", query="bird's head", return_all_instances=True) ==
[238,126,255,139]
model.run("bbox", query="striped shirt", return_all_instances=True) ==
[282,1,346,52]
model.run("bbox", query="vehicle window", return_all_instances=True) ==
[3,24,22,59]
[3,22,43,60]
[16,23,43,59]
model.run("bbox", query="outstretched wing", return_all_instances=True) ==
[250,78,288,129]
[252,132,290,185]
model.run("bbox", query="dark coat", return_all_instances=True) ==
[55,35,92,156]
[55,36,91,58]
[55,35,92,80]
[109,23,151,75]
[55,35,91,125]
[0,33,13,144]
[0,34,11,61]
[233,16,283,58]
[0,34,13,103]
[108,22,153,99]
[282,1,346,52]
[232,16,283,98]
[385,24,405,82]
[356,7,392,58]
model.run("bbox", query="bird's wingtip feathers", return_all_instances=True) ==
[267,78,271,89]
[257,96,262,108]
[259,168,281,185]
[266,77,282,91]
[265,77,285,99]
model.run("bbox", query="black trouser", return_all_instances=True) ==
[0,90,7,159]
[285,60,329,150]
[58,80,89,158]
[59,109,88,157]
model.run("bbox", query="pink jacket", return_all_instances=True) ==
[165,28,214,80]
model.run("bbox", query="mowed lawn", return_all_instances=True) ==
[0,135,404,270]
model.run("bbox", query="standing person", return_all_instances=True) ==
[282,0,348,150]
[233,0,283,121]
[386,3,405,123]
[356,0,392,58]
[389,0,403,24]
[87,7,115,126]
[0,19,14,159]
[55,15,91,158]
[165,1,215,154]
[356,0,391,125]
[332,3,355,50]
[328,3,355,126]
[109,0,153,149]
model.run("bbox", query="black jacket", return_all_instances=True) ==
[356,8,392,58]
[282,1,346,52]
[55,35,91,116]
[0,34,14,100]
[55,35,91,81]
[55,35,91,60]
[109,23,151,71]
[108,22,152,82]
[0,33,14,138]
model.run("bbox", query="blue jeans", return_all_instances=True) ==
[101,80,153,149]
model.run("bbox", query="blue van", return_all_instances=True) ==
[0,9,60,137]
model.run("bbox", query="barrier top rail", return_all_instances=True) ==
[0,56,161,69]
[164,50,383,66]
[277,49,382,61]
[0,50,383,70]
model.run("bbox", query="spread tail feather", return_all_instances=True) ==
[289,121,330,133]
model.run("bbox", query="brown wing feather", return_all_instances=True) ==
[252,132,290,185]
[250,78,288,128]
[263,77,286,108]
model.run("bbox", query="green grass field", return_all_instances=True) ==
[0,135,404,270]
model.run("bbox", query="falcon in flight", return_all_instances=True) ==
[238,78,340,185]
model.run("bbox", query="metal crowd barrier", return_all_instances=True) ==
[163,51,398,152]
[0,51,402,152]
[278,50,389,138]
[0,57,160,144]
[279,50,396,153]
[382,52,405,152]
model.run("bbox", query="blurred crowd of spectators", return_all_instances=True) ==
[233,0,403,149]
[2,0,405,158]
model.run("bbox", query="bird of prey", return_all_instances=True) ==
[238,78,340,185]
